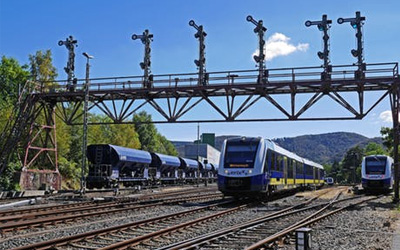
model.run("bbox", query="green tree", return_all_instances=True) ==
[157,134,178,156]
[88,114,141,149]
[29,50,57,91]
[341,146,363,183]
[364,142,387,156]
[133,111,177,155]
[0,56,29,190]
[133,111,159,152]
[381,126,398,158]
[0,56,29,105]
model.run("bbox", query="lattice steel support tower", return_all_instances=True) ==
[132,30,153,88]
[21,101,61,190]
[306,15,332,81]
[58,36,78,91]
[247,15,268,83]
[189,20,208,86]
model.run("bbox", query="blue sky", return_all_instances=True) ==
[1,0,399,141]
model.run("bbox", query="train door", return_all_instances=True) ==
[317,169,321,184]
[293,160,296,185]
[313,167,316,184]
[283,156,288,185]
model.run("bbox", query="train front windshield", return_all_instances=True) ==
[224,140,259,168]
[365,157,387,175]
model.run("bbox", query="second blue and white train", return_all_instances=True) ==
[361,155,394,192]
[218,136,325,197]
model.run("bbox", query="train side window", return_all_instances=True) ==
[271,152,276,171]
[265,150,271,172]
[276,154,282,172]
[296,161,303,174]
[288,159,293,178]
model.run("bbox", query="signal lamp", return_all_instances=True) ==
[351,49,359,57]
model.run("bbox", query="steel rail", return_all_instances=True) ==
[0,187,217,218]
[0,192,223,232]
[10,199,236,250]
[0,192,222,223]
[245,195,380,250]
[159,192,362,250]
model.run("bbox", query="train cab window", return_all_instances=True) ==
[224,140,259,168]
[365,156,387,174]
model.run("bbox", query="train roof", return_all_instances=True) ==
[87,144,152,164]
[364,155,393,159]
[151,152,181,167]
[266,140,303,162]
[303,158,324,170]
[266,139,324,170]
[205,163,213,170]
[179,157,199,169]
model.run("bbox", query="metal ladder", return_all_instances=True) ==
[94,146,103,164]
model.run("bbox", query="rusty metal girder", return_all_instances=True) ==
[33,63,398,125]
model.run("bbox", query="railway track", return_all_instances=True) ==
[10,199,242,250]
[7,187,340,250]
[0,191,222,233]
[160,194,379,250]
[0,186,218,218]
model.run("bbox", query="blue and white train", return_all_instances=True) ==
[361,155,393,192]
[86,144,218,188]
[218,137,325,197]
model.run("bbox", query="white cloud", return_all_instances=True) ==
[253,33,309,62]
[379,110,393,123]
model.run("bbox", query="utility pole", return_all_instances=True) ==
[81,52,94,193]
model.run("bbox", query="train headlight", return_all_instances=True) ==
[224,170,228,174]
[248,170,252,174]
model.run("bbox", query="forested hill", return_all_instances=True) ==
[215,132,383,164]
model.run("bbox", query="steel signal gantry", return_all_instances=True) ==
[189,20,208,86]
[132,29,154,88]
[58,35,78,91]
[247,15,268,84]
[338,11,366,80]
[305,15,332,81]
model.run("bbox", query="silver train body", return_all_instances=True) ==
[361,155,393,191]
[218,137,324,196]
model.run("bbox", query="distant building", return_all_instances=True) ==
[201,133,215,147]
[175,143,220,165]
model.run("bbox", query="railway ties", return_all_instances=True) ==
[5,186,377,250]
[158,191,378,250]
[0,191,222,234]
[9,199,241,250]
